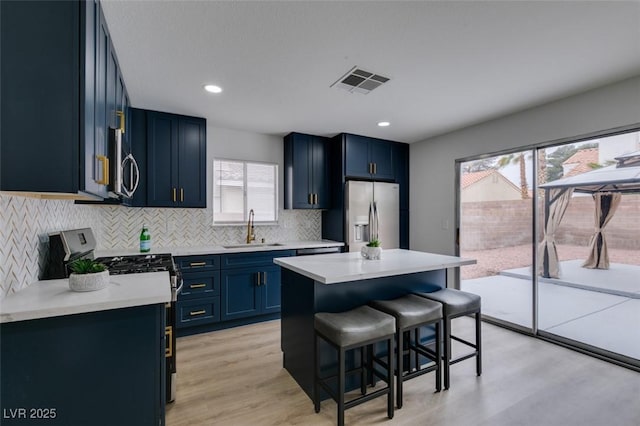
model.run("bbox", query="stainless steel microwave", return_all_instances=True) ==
[108,127,139,199]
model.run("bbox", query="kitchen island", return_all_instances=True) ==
[273,249,475,400]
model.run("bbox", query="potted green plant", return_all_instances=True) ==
[361,239,382,260]
[68,259,110,292]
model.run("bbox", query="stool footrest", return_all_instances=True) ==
[451,335,477,349]
[344,387,391,410]
[450,351,479,365]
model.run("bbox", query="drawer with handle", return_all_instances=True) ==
[176,297,220,328]
[179,271,220,300]
[175,255,220,271]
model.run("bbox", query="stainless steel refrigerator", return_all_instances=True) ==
[345,181,400,252]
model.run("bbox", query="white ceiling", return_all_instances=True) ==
[101,0,640,143]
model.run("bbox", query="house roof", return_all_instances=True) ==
[461,169,521,193]
[562,148,599,177]
[461,170,494,189]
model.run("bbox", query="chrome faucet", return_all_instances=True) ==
[246,209,255,244]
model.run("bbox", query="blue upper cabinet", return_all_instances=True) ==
[284,133,331,209]
[0,0,128,199]
[143,110,207,208]
[344,134,395,180]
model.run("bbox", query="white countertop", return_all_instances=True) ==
[0,272,171,324]
[94,240,343,258]
[273,249,476,284]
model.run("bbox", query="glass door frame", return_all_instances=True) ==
[454,123,640,371]
[454,147,539,336]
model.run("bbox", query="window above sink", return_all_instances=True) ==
[213,159,278,225]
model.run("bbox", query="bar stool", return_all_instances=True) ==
[369,294,443,408]
[415,288,481,390]
[314,305,396,426]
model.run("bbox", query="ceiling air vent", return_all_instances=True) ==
[331,66,390,94]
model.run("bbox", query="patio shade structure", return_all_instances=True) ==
[539,151,640,278]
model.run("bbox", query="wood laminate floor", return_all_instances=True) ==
[167,318,640,426]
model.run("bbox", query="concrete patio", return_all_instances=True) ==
[461,260,640,361]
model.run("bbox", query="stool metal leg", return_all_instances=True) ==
[360,346,366,395]
[338,347,345,426]
[396,328,404,409]
[387,337,394,420]
[476,311,482,376]
[435,320,442,392]
[443,316,451,390]
[314,332,320,413]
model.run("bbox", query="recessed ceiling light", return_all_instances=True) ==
[204,84,222,94]
[377,121,390,127]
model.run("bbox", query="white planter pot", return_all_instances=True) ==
[361,246,382,260]
[68,270,110,292]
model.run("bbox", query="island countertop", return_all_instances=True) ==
[273,249,476,284]
[0,271,171,323]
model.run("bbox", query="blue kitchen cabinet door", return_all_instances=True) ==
[221,268,262,321]
[369,139,395,180]
[262,265,283,314]
[177,116,207,207]
[344,134,372,179]
[1,1,127,199]
[142,110,206,208]
[344,134,395,180]
[284,133,330,209]
[311,136,331,209]
[146,111,179,206]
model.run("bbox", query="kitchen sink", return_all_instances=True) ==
[222,243,285,249]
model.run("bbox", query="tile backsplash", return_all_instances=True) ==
[0,194,321,298]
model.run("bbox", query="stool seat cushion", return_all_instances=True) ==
[369,294,442,330]
[415,288,480,317]
[315,305,396,348]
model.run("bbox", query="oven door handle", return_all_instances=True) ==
[174,279,184,300]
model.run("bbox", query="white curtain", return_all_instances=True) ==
[538,188,573,278]
[582,192,622,269]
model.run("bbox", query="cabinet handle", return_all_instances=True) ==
[373,163,377,174]
[189,283,206,289]
[96,155,109,185]
[173,187,177,202]
[165,326,173,357]
[314,194,318,204]
[116,110,125,133]
[189,262,207,267]
[308,193,312,205]
[262,271,267,286]
[190,310,206,316]
[255,272,262,286]
[180,188,184,202]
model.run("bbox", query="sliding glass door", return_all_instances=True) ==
[458,150,535,331]
[457,129,640,368]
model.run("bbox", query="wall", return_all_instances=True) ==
[460,195,640,251]
[410,75,640,255]
[0,126,320,299]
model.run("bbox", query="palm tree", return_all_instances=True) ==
[498,152,529,199]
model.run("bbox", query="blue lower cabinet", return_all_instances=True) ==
[261,265,283,314]
[0,305,165,426]
[176,297,220,328]
[221,268,262,321]
[176,250,294,335]
[220,264,283,321]
[180,271,220,299]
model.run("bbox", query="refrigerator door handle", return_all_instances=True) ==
[373,201,379,241]
[368,202,374,241]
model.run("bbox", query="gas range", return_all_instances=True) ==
[94,253,176,275]
[94,253,182,302]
